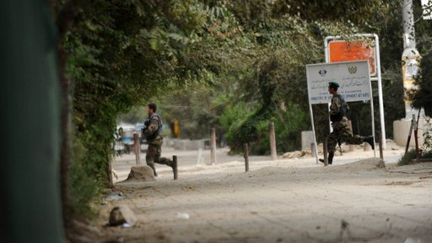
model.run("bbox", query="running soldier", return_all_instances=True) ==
[320,82,374,165]
[142,103,175,176]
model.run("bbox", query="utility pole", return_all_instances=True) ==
[403,0,416,50]
[269,122,277,160]
[210,127,217,164]
[402,0,421,118]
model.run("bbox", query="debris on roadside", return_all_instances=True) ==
[126,166,155,181]
[282,150,310,159]
[176,212,190,220]
[104,191,126,202]
[108,205,137,227]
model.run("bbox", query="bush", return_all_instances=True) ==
[221,102,309,155]
[422,150,432,160]
[398,150,417,166]
[398,149,432,166]
[219,101,256,149]
[68,137,101,216]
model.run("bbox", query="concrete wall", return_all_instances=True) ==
[393,118,427,147]
[301,131,315,151]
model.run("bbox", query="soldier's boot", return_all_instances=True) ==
[158,157,177,179]
[166,160,176,176]
[172,156,178,180]
[363,136,375,150]
[319,152,335,165]
[328,151,334,165]
[168,158,178,180]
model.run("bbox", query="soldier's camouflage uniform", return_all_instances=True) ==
[143,113,173,176]
[327,94,364,154]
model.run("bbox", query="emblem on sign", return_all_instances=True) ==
[318,69,327,77]
[348,65,357,74]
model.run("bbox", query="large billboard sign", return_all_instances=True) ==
[306,61,371,105]
[328,40,376,76]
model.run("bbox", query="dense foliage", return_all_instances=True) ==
[132,0,407,154]
[54,0,432,213]
[56,0,247,213]
[413,1,432,116]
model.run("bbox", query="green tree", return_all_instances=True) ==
[412,0,432,116]
[51,0,411,219]
[55,0,245,214]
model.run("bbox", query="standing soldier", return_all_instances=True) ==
[320,82,375,165]
[143,103,175,176]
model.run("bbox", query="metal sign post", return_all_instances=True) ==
[324,34,386,149]
[306,61,376,163]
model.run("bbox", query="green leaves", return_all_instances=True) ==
[56,0,413,208]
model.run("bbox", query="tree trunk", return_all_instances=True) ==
[54,0,80,226]
[58,43,72,225]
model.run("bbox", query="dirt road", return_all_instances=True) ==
[100,150,432,243]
